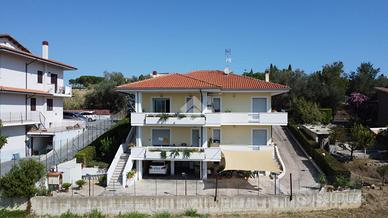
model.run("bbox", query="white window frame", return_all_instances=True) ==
[250,96,269,113]
[251,128,268,146]
[190,128,201,147]
[150,128,171,146]
[151,96,172,113]
[212,128,221,144]
[211,96,222,113]
[185,96,194,113]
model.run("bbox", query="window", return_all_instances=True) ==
[47,99,53,111]
[212,129,221,143]
[212,97,221,112]
[37,71,43,83]
[186,97,194,113]
[152,129,170,146]
[30,98,36,111]
[252,129,267,146]
[153,98,170,113]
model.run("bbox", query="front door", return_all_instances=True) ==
[191,129,200,147]
[252,129,267,146]
[252,97,267,113]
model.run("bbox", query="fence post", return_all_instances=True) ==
[274,173,277,195]
[290,173,293,201]
[258,174,260,196]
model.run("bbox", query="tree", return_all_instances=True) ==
[376,165,388,186]
[329,125,349,145]
[69,75,104,88]
[290,97,323,124]
[0,120,7,176]
[349,123,375,160]
[348,62,380,97]
[0,159,45,214]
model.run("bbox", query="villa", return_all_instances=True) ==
[115,69,289,183]
[0,34,79,163]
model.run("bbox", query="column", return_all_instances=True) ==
[137,160,143,180]
[170,161,175,176]
[201,162,208,179]
[201,91,208,113]
[136,127,142,147]
[138,92,142,113]
[202,127,208,148]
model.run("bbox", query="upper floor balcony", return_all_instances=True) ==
[131,112,288,126]
[48,85,72,97]
[0,111,41,127]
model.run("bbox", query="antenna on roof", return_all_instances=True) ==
[224,48,231,74]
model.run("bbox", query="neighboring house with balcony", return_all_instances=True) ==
[115,70,289,181]
[0,34,78,162]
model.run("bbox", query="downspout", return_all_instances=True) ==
[25,59,37,157]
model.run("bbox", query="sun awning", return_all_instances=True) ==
[222,149,282,173]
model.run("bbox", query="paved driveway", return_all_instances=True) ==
[272,126,320,194]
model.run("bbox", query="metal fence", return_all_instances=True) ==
[0,114,126,176]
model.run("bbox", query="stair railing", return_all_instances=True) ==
[106,144,125,186]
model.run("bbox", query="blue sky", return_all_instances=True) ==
[1,0,388,82]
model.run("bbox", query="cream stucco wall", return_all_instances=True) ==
[214,92,272,113]
[142,93,202,113]
[141,126,200,146]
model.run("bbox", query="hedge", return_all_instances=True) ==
[288,124,350,183]
[76,118,130,165]
[75,146,96,166]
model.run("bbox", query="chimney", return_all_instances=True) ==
[42,41,49,59]
[265,71,270,82]
[151,70,158,78]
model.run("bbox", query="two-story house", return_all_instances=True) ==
[116,70,289,180]
[0,34,77,163]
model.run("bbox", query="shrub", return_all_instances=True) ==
[87,160,109,169]
[127,170,135,179]
[320,108,333,124]
[288,124,350,183]
[75,146,96,166]
[0,209,27,218]
[183,209,199,217]
[76,179,86,189]
[98,175,107,187]
[160,150,167,159]
[333,175,350,188]
[62,183,71,191]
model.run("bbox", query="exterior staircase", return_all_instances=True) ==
[107,153,129,190]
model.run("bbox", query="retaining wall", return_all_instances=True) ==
[23,190,362,215]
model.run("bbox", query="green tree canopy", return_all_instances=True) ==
[348,62,380,97]
[349,123,375,159]
[290,97,323,124]
[69,75,104,88]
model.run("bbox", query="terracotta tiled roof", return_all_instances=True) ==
[117,70,289,91]
[0,44,76,70]
[0,34,31,53]
[186,70,289,90]
[0,85,52,95]
[116,73,220,90]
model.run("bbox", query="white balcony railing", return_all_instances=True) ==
[205,112,288,126]
[131,113,206,126]
[131,112,287,126]
[48,85,72,96]
[130,146,221,161]
[0,111,40,125]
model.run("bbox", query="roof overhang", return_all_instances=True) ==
[115,88,221,94]
[0,86,53,96]
[0,46,77,70]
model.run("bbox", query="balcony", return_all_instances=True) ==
[205,112,288,126]
[131,113,206,126]
[130,146,221,161]
[0,111,41,126]
[48,85,72,97]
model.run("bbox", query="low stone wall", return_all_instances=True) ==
[27,190,362,216]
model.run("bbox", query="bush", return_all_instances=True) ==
[0,209,27,218]
[62,183,72,191]
[320,108,333,124]
[127,170,135,179]
[98,175,107,187]
[76,179,86,189]
[288,124,350,183]
[183,209,199,217]
[75,146,96,166]
[333,175,350,188]
[87,160,109,169]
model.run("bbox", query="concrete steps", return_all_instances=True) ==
[106,153,129,190]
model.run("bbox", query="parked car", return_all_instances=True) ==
[148,161,168,175]
[63,112,87,121]
[80,111,97,122]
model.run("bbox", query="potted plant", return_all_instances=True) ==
[160,150,167,159]
[76,179,86,190]
[62,183,71,192]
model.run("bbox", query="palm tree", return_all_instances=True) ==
[0,120,8,176]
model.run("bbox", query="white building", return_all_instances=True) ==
[0,34,78,162]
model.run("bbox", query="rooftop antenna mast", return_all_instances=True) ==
[224,48,231,74]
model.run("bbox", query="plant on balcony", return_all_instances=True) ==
[170,149,180,159]
[224,109,232,112]
[183,149,191,159]
[158,113,170,122]
[62,183,71,192]
[208,137,213,147]
[127,170,136,179]
[160,150,167,159]
[177,113,187,119]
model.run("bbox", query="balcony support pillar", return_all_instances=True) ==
[170,161,175,176]
[135,91,142,113]
[201,127,208,148]
[201,91,207,113]
[136,160,143,180]
[201,162,207,179]
[136,127,142,147]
